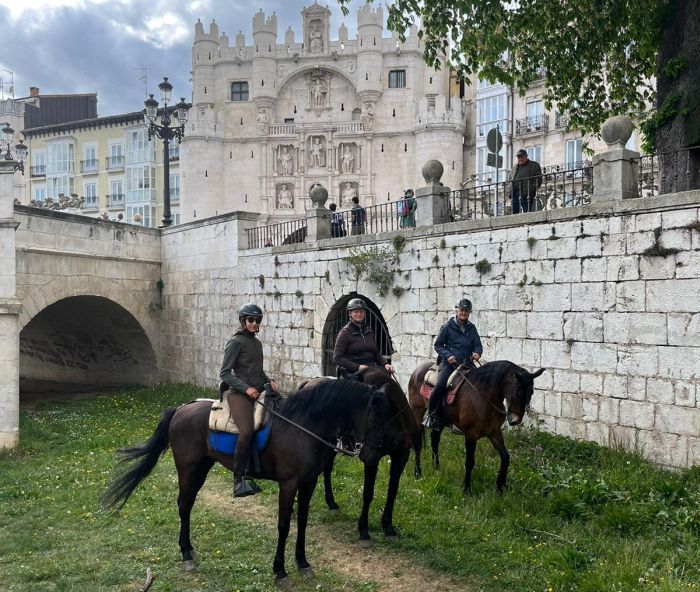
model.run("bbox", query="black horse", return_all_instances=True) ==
[102,380,389,588]
[304,367,421,546]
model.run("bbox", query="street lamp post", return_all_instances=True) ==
[1,124,28,174]
[143,77,189,227]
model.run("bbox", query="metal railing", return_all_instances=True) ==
[106,194,125,208]
[332,200,409,237]
[450,164,593,220]
[634,148,696,198]
[30,165,46,177]
[80,159,99,173]
[515,114,549,135]
[82,196,99,210]
[555,113,570,129]
[106,155,125,170]
[247,218,307,248]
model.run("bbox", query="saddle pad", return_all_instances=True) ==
[208,421,272,455]
[423,364,464,390]
[419,382,457,405]
[209,390,268,434]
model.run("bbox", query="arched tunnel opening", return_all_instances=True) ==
[19,296,158,401]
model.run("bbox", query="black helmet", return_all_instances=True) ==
[456,298,472,311]
[346,298,367,311]
[239,303,263,324]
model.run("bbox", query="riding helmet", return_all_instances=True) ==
[456,298,472,311]
[346,298,367,311]
[238,302,263,323]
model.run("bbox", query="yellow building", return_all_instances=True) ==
[24,111,181,226]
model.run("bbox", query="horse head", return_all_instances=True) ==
[506,366,545,426]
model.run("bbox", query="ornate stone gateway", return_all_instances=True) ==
[321,294,394,376]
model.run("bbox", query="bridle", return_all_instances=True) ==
[451,361,528,419]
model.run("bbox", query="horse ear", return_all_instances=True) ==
[530,368,545,379]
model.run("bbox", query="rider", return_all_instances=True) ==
[423,298,483,429]
[220,303,276,497]
[333,298,395,377]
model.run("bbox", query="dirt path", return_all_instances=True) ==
[200,488,468,592]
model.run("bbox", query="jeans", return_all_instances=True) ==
[428,363,453,416]
[511,190,535,214]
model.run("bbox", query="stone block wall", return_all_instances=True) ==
[160,192,700,468]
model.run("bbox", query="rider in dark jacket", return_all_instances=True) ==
[333,298,394,375]
[424,298,483,429]
[220,303,276,497]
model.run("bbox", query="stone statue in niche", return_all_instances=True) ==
[341,182,357,207]
[309,26,323,53]
[256,108,269,134]
[277,184,294,209]
[279,146,293,175]
[311,78,326,108]
[341,147,355,173]
[362,102,375,130]
[310,136,325,167]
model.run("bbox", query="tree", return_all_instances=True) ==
[339,0,699,187]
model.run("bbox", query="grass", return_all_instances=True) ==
[1,386,699,592]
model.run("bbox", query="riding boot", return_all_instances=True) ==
[232,444,259,498]
[423,394,443,430]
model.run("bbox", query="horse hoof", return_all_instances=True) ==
[275,576,292,590]
[181,559,196,572]
[358,538,372,549]
[299,566,315,579]
[327,502,340,512]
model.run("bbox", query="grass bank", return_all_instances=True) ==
[0,384,698,592]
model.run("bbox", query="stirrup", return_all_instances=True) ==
[422,413,441,430]
[233,477,259,498]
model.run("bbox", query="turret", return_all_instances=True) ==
[356,4,383,101]
[252,9,277,102]
[192,19,219,108]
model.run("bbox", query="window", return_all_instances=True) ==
[475,145,510,184]
[126,128,154,164]
[527,101,543,119]
[84,182,98,208]
[46,142,75,174]
[33,187,46,203]
[231,81,249,101]
[388,70,406,88]
[523,144,542,165]
[82,145,98,172]
[127,205,156,227]
[477,94,508,137]
[168,142,180,161]
[169,173,180,202]
[126,165,156,203]
[31,151,46,176]
[566,138,583,169]
[108,142,124,168]
[47,175,74,199]
[109,180,124,207]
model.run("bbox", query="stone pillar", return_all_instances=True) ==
[0,160,20,449]
[305,184,330,241]
[592,115,640,201]
[232,211,261,250]
[415,159,451,227]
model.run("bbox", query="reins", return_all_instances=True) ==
[254,396,363,457]
[452,361,508,417]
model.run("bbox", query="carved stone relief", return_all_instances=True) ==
[277,145,294,175]
[339,143,357,174]
[340,181,358,208]
[276,183,294,209]
[308,135,326,168]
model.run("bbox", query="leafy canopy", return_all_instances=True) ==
[339,0,666,135]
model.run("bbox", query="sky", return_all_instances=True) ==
[2,0,377,117]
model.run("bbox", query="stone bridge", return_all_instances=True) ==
[1,142,699,468]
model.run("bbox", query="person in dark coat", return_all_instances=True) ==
[220,303,276,497]
[509,149,543,214]
[423,298,483,429]
[333,298,394,376]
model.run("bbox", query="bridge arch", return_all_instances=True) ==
[19,277,160,387]
[321,293,394,376]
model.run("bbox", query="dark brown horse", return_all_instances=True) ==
[303,367,421,546]
[102,380,390,588]
[408,360,544,494]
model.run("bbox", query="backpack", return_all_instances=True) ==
[397,199,408,216]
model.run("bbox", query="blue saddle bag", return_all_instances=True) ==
[208,421,272,456]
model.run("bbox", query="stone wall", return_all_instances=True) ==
[160,192,700,468]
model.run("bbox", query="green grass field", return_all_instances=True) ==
[1,384,698,591]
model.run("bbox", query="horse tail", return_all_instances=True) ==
[102,407,177,511]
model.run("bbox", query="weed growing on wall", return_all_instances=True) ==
[345,245,398,297]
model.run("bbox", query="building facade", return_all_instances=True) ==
[181,3,467,222]
[23,112,181,227]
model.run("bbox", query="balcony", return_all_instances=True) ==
[82,196,99,211]
[80,159,99,173]
[269,123,297,135]
[106,155,125,171]
[515,114,549,135]
[106,194,125,209]
[335,121,365,133]
[30,165,46,177]
[555,113,570,129]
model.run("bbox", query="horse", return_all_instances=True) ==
[102,380,390,588]
[302,366,421,546]
[408,360,545,494]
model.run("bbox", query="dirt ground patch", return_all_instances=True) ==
[200,488,468,592]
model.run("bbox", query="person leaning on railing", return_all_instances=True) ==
[508,149,543,213]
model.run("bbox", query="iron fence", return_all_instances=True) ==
[635,148,697,198]
[332,199,409,237]
[450,164,593,220]
[247,218,307,248]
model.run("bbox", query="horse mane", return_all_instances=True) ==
[469,360,517,389]
[280,379,378,423]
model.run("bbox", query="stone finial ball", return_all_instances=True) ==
[309,184,328,207]
[601,115,634,147]
[422,159,444,184]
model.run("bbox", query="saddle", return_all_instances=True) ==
[420,363,471,405]
[209,385,268,434]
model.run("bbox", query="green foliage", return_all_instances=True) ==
[642,226,682,257]
[474,258,492,275]
[527,237,537,249]
[258,274,265,289]
[439,238,446,249]
[392,234,407,254]
[156,278,164,291]
[663,57,687,79]
[391,286,405,298]
[344,245,398,297]
[324,269,330,283]
[640,93,682,153]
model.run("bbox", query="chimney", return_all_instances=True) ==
[30,87,40,97]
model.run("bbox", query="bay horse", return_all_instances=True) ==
[408,360,545,494]
[303,367,421,546]
[102,380,390,588]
